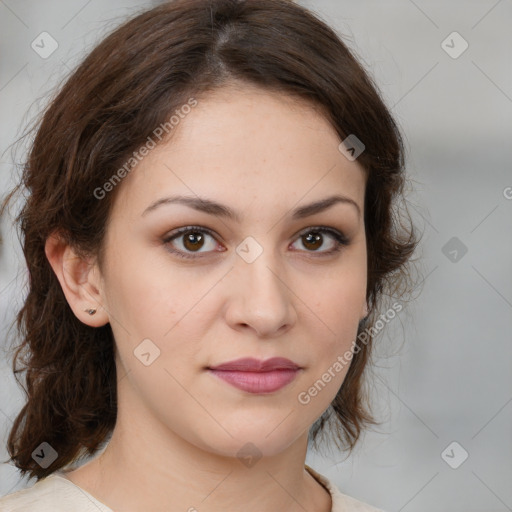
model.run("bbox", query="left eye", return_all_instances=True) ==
[162,226,348,260]
[290,228,347,254]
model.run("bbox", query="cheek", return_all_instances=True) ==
[102,254,205,374]
[294,279,364,414]
[303,266,366,328]
[101,242,183,331]
[300,267,366,372]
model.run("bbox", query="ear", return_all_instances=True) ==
[45,231,109,327]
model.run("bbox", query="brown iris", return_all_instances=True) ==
[302,231,323,251]
[183,231,205,252]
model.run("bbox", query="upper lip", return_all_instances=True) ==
[208,357,300,372]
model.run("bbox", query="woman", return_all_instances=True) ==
[0,0,418,510]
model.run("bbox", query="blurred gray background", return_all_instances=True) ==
[1,1,511,511]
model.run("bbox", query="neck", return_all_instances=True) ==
[63,380,331,512]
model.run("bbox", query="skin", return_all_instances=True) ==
[45,83,368,512]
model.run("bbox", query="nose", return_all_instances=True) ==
[224,248,297,339]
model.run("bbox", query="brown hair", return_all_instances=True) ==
[1,0,419,481]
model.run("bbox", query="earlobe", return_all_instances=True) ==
[44,231,109,327]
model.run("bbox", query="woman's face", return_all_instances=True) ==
[95,84,368,459]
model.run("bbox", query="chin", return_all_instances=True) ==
[192,420,307,462]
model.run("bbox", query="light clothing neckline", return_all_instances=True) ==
[48,465,333,511]
[44,464,382,512]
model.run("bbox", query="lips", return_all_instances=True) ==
[207,357,301,394]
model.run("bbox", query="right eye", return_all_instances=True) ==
[162,226,224,259]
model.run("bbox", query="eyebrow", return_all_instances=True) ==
[141,194,361,221]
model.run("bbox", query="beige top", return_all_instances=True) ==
[0,464,384,512]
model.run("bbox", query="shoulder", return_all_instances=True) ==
[305,464,386,512]
[0,474,112,512]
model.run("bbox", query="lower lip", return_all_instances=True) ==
[208,369,300,393]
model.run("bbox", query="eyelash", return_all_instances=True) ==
[162,225,350,260]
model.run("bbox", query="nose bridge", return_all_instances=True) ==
[235,234,286,301]
[227,234,295,334]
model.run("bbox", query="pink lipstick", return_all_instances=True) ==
[207,357,301,394]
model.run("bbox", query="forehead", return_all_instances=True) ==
[110,85,367,222]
